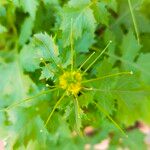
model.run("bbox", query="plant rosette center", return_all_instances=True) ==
[59,71,82,96]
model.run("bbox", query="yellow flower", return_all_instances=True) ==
[68,83,82,95]
[59,71,82,96]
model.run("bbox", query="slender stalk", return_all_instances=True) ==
[91,47,148,77]
[82,71,133,83]
[94,102,127,137]
[78,52,95,71]
[35,38,58,67]
[40,58,55,74]
[35,37,64,72]
[0,88,58,112]
[110,1,140,29]
[83,41,112,73]
[44,92,66,128]
[128,0,140,45]
[83,87,149,94]
[73,96,82,136]
[70,19,74,71]
[45,84,57,88]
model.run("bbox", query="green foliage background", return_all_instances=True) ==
[0,0,150,149]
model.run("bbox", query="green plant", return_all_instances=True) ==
[0,0,150,149]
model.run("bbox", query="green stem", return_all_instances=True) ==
[73,96,82,136]
[94,102,127,137]
[0,88,58,112]
[128,0,140,45]
[70,19,74,71]
[78,52,95,71]
[44,91,66,128]
[40,58,55,74]
[83,87,149,94]
[82,71,133,83]
[83,41,112,73]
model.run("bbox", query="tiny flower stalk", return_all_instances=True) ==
[70,18,74,72]
[0,88,58,112]
[73,96,82,136]
[44,92,66,128]
[83,41,112,74]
